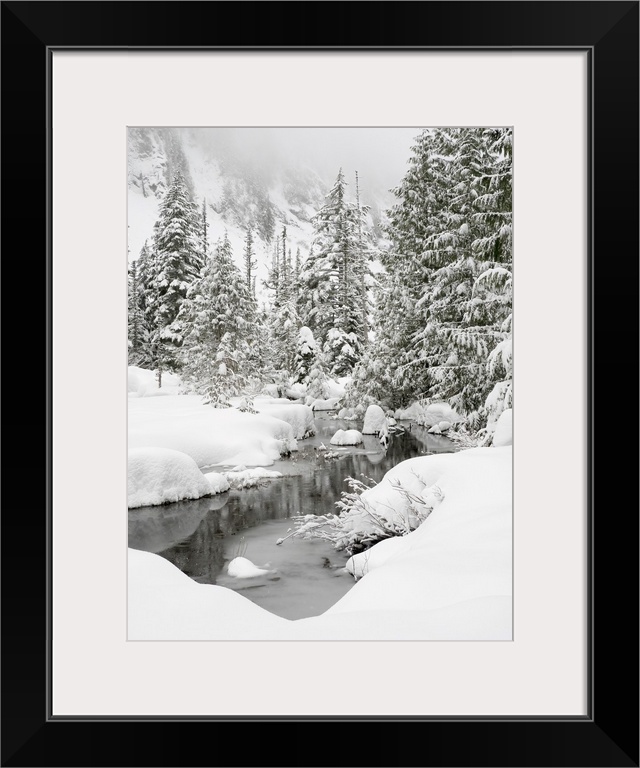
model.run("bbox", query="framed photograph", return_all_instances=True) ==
[2,1,637,766]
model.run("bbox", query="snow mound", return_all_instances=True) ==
[337,407,358,421]
[492,408,512,447]
[428,420,452,435]
[423,402,461,427]
[203,472,231,494]
[224,467,282,489]
[129,394,298,467]
[254,402,316,439]
[128,447,212,508]
[128,366,181,397]
[227,557,272,579]
[362,404,387,435]
[330,429,363,446]
[394,402,424,421]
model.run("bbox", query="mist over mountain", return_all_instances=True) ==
[127,126,421,294]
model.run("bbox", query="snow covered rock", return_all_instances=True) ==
[203,472,231,494]
[128,447,212,508]
[428,420,452,435]
[362,404,387,435]
[330,429,363,446]
[227,557,272,579]
[492,408,512,447]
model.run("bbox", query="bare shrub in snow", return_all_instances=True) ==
[287,474,439,555]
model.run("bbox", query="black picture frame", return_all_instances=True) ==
[2,2,638,766]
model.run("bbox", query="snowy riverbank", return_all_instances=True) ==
[129,436,512,640]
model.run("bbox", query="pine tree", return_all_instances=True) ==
[127,241,157,367]
[201,199,209,257]
[294,246,301,302]
[128,254,146,363]
[178,233,254,402]
[351,128,513,424]
[300,168,373,377]
[293,326,318,384]
[266,235,281,307]
[150,174,205,368]
[243,228,257,298]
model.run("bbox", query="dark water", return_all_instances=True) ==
[128,414,456,619]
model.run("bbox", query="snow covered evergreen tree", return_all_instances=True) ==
[350,128,512,427]
[299,168,373,377]
[178,233,255,403]
[293,326,318,385]
[127,242,154,366]
[149,174,205,369]
[243,228,257,298]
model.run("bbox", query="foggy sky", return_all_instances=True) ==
[186,126,425,200]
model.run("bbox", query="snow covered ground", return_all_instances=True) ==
[128,443,512,640]
[128,392,308,469]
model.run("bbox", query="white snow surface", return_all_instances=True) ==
[129,393,299,468]
[128,447,212,508]
[492,408,513,447]
[223,467,282,489]
[330,429,363,446]
[362,404,387,435]
[128,366,181,397]
[128,446,512,639]
[252,400,316,439]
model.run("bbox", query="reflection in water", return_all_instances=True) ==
[128,414,456,618]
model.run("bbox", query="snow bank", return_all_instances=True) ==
[362,404,387,435]
[331,447,511,621]
[253,402,316,439]
[129,394,297,468]
[128,366,181,397]
[330,429,363,446]
[223,467,282,489]
[128,445,512,640]
[128,447,212,508]
[492,408,512,447]
[203,472,231,494]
